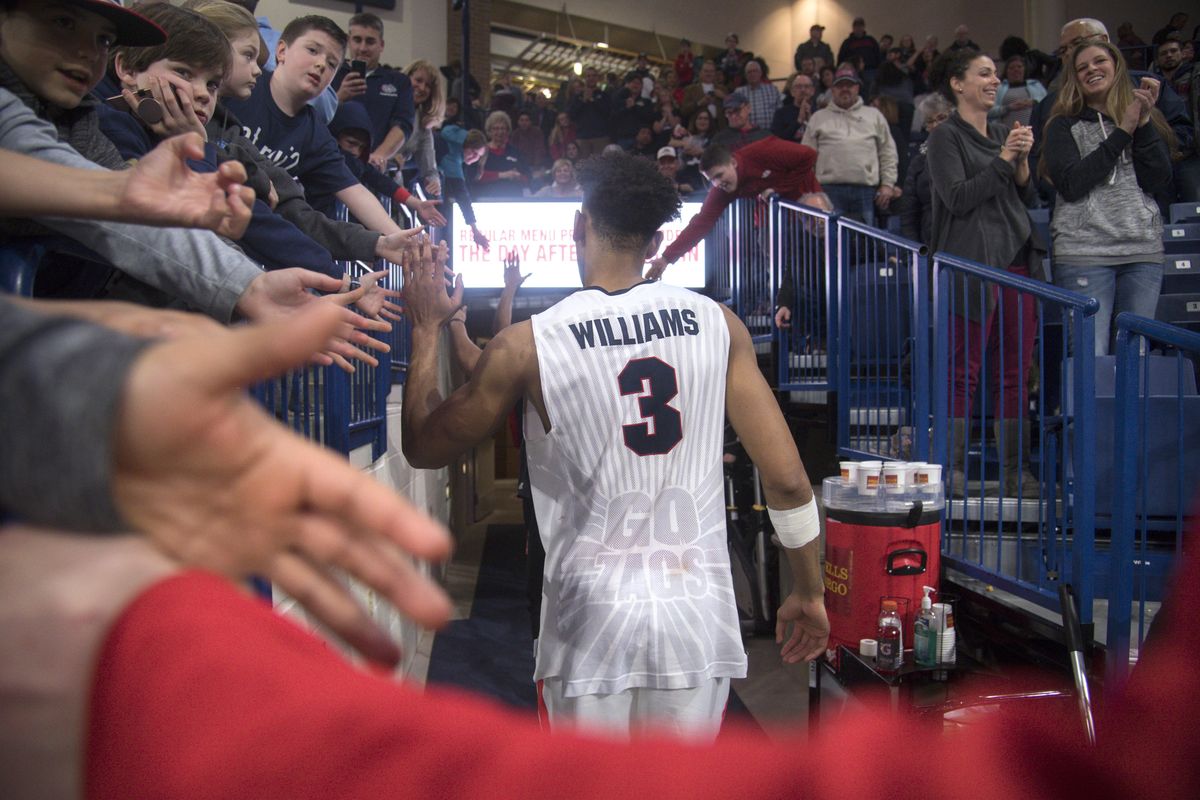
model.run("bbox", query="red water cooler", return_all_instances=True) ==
[823,502,942,668]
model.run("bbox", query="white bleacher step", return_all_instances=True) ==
[787,390,829,404]
[848,406,906,426]
[945,495,1061,524]
[787,352,828,369]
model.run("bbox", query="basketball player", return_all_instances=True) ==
[402,153,828,741]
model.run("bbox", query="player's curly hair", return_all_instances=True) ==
[576,152,681,252]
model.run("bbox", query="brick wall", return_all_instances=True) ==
[447,0,493,100]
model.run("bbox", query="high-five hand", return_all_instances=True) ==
[402,237,459,331]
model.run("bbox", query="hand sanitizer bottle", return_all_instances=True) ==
[914,586,938,667]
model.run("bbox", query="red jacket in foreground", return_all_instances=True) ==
[87,540,1198,799]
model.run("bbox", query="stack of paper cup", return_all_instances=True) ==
[840,461,859,485]
[913,462,942,493]
[857,461,883,495]
[933,602,956,665]
[881,462,907,494]
[905,462,925,486]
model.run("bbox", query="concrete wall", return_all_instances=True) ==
[272,359,453,679]
[357,395,451,676]
[514,0,1028,80]
[248,1,1185,85]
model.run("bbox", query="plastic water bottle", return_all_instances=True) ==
[877,600,903,672]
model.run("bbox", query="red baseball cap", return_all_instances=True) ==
[65,1,167,46]
[833,64,862,85]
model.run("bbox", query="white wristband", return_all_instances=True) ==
[769,498,820,549]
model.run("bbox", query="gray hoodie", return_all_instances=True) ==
[1043,107,1172,266]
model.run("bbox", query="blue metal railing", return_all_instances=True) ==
[714,197,773,342]
[240,331,391,460]
[774,199,838,391]
[0,240,44,295]
[336,198,413,385]
[931,252,1099,620]
[1107,313,1200,686]
[385,198,416,382]
[2,223,394,462]
[252,367,333,445]
[385,242,412,382]
[836,218,930,461]
[706,200,733,304]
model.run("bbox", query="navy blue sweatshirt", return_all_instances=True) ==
[96,103,337,276]
[224,71,357,200]
[331,62,415,146]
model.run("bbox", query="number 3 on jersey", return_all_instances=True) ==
[618,357,683,456]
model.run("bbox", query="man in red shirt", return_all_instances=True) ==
[647,138,820,279]
[673,38,695,87]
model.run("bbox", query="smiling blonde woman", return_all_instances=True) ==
[1041,40,1175,355]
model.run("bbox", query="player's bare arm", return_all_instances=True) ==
[401,240,543,469]
[445,274,484,377]
[720,304,828,663]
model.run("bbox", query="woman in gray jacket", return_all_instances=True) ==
[926,49,1043,498]
[1041,41,1174,355]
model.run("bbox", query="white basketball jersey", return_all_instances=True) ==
[526,281,746,698]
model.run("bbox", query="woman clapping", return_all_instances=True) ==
[1041,41,1175,355]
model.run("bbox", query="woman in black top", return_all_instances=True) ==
[926,49,1043,498]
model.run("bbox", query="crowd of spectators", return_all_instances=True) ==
[12,0,1199,268]
[453,11,1199,223]
[3,0,1197,338]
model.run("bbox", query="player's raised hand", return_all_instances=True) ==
[402,237,458,330]
[449,273,467,325]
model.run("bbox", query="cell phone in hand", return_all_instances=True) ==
[106,88,163,125]
[350,60,368,78]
